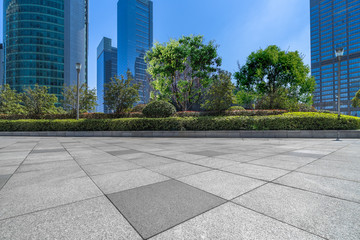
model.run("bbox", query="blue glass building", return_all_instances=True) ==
[97,37,118,113]
[3,0,88,100]
[117,0,153,104]
[310,0,360,116]
[0,44,4,86]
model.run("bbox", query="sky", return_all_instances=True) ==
[0,0,311,90]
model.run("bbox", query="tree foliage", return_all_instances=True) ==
[235,90,259,110]
[62,84,97,114]
[22,85,61,115]
[104,72,140,114]
[234,45,316,110]
[0,85,25,114]
[145,35,222,111]
[352,89,360,108]
[202,71,235,112]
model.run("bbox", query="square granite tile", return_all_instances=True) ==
[296,164,360,182]
[150,203,322,240]
[82,160,141,176]
[32,148,66,154]
[91,168,169,194]
[178,170,265,200]
[128,156,179,167]
[0,197,141,240]
[234,183,360,240]
[190,150,228,157]
[107,180,225,239]
[149,162,210,179]
[275,172,360,203]
[0,174,11,190]
[107,150,140,156]
[221,163,289,181]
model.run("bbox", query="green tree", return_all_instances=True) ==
[104,72,140,114]
[145,35,222,111]
[234,45,316,110]
[22,85,60,115]
[62,84,97,115]
[235,90,259,109]
[352,89,360,108]
[0,85,25,114]
[202,71,235,112]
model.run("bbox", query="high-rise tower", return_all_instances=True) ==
[3,0,89,100]
[310,0,360,116]
[117,0,153,104]
[97,37,118,113]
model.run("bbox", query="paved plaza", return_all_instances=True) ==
[0,137,359,240]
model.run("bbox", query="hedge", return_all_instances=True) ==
[0,113,358,132]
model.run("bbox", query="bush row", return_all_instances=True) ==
[0,113,358,131]
[0,109,287,120]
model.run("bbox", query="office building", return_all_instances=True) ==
[310,0,360,116]
[0,44,4,86]
[97,37,118,113]
[3,0,88,100]
[117,0,153,104]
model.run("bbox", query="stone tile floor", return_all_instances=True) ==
[0,137,359,240]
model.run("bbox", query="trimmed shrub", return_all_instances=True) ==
[0,113,359,132]
[142,101,176,118]
[228,106,245,111]
[132,104,147,113]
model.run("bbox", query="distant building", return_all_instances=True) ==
[117,0,153,104]
[0,44,4,86]
[310,0,360,116]
[3,0,89,101]
[97,37,118,113]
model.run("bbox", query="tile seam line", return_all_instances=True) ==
[60,141,146,240]
[0,141,39,192]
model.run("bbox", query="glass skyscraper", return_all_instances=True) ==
[3,0,88,100]
[97,37,118,113]
[0,44,4,86]
[117,0,153,104]
[310,0,360,116]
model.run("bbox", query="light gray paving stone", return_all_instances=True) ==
[91,168,169,194]
[190,150,228,157]
[282,151,325,159]
[128,156,179,167]
[178,170,265,200]
[150,202,322,240]
[82,160,141,176]
[275,172,360,203]
[149,162,210,179]
[0,165,18,175]
[221,163,289,181]
[216,153,260,162]
[191,157,237,169]
[297,164,360,182]
[0,166,102,220]
[0,197,142,240]
[249,158,309,170]
[107,180,225,239]
[310,159,360,170]
[32,148,66,153]
[0,174,11,190]
[17,160,79,173]
[107,149,140,156]
[234,183,360,240]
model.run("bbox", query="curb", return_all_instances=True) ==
[0,130,359,138]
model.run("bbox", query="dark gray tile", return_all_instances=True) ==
[190,150,227,157]
[0,174,11,190]
[107,180,225,239]
[107,150,140,156]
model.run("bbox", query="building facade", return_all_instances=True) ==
[0,44,4,86]
[97,37,117,113]
[3,0,88,100]
[117,0,153,104]
[310,0,360,116]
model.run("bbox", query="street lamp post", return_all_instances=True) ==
[76,63,82,120]
[335,47,344,141]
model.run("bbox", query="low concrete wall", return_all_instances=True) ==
[0,130,359,138]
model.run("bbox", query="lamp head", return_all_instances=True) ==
[335,47,344,58]
[76,63,82,73]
